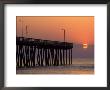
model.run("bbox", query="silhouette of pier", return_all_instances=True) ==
[16,37,73,68]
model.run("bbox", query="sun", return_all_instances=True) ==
[83,43,88,49]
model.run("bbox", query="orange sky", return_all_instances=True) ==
[16,16,94,45]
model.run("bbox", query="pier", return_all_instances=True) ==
[16,37,73,68]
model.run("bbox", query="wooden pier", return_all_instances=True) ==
[16,37,73,68]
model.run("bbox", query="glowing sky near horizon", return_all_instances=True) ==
[16,16,94,45]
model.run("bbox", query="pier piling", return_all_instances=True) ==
[16,37,73,68]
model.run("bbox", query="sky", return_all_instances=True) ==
[16,16,94,58]
[16,16,94,45]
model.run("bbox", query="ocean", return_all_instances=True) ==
[16,58,94,74]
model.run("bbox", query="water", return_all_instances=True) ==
[16,58,94,74]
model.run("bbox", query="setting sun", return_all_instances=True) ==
[83,44,88,49]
